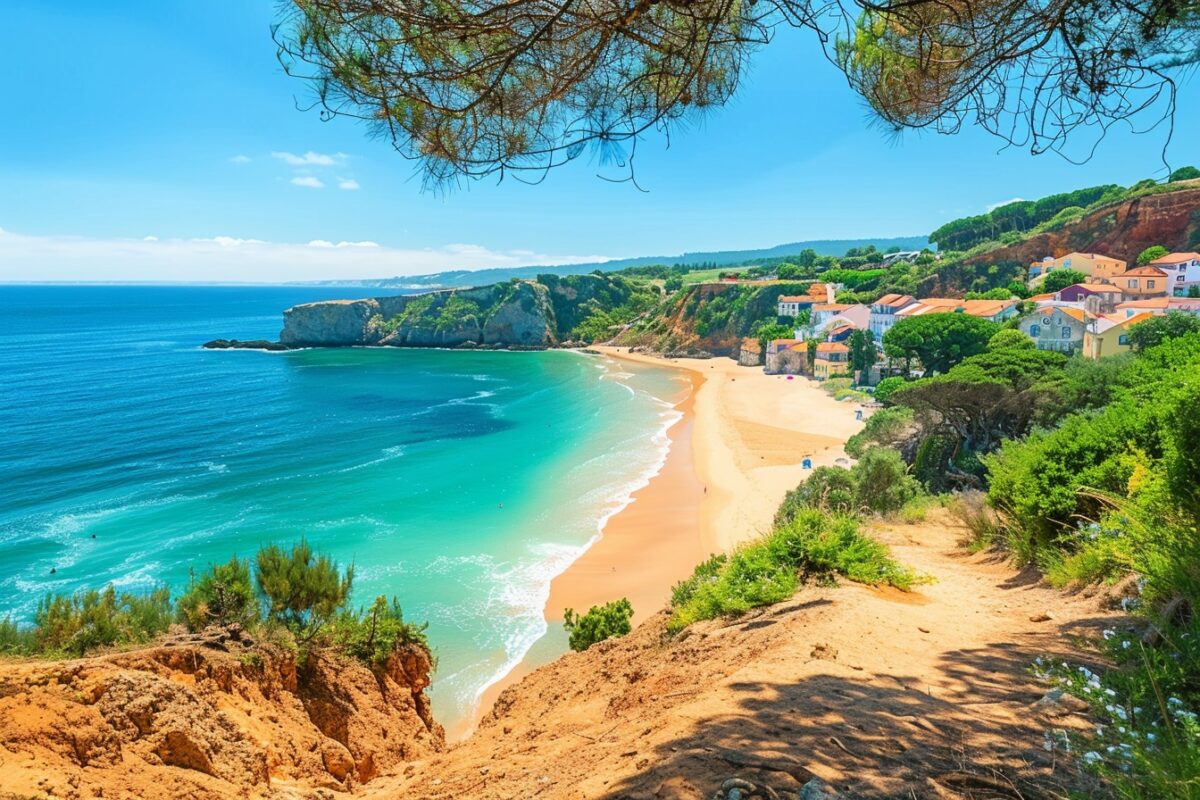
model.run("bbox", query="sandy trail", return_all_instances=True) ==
[367,510,1117,799]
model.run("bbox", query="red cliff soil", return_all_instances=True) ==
[0,629,443,799]
[967,184,1200,267]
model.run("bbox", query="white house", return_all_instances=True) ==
[868,293,917,342]
[1018,306,1088,354]
[1149,252,1200,297]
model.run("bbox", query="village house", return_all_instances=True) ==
[1111,265,1169,300]
[1148,251,1200,297]
[776,295,812,317]
[1084,313,1155,359]
[1057,282,1125,306]
[764,339,808,375]
[813,341,850,380]
[1018,305,1087,353]
[1027,252,1127,285]
[1114,297,1200,318]
[809,303,855,329]
[893,298,1020,324]
[868,293,917,342]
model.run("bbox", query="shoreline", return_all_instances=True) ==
[451,348,866,741]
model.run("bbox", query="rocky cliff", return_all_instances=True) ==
[965,184,1200,267]
[279,281,558,349]
[0,627,442,799]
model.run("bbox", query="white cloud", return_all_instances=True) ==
[229,155,252,164]
[291,176,325,189]
[985,197,1026,212]
[0,226,608,282]
[337,178,360,191]
[143,235,159,242]
[307,240,380,249]
[272,150,344,167]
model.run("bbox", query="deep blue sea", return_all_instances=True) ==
[0,285,686,729]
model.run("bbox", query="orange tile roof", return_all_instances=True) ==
[872,293,915,308]
[812,303,852,312]
[1033,305,1086,322]
[1117,298,1170,309]
[1117,266,1169,278]
[815,342,849,354]
[1029,292,1056,302]
[777,295,808,303]
[1150,252,1200,264]
[1071,283,1124,293]
[960,299,1018,317]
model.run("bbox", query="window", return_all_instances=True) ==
[1148,280,1156,289]
[1129,279,1139,288]
[1042,317,1051,325]
[1062,327,1071,339]
[1119,334,1129,345]
[1030,324,1041,337]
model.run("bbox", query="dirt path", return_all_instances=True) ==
[366,511,1118,799]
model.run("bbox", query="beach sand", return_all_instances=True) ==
[457,348,864,740]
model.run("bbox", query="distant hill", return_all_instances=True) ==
[297,236,930,290]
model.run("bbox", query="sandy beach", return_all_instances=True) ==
[458,348,865,741]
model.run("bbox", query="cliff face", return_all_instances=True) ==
[966,185,1200,267]
[0,628,443,799]
[280,281,558,348]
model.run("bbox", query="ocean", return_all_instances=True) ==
[0,284,687,728]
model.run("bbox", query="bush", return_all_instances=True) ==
[0,616,36,655]
[177,556,259,632]
[32,585,173,657]
[854,449,921,515]
[334,595,431,667]
[777,449,920,519]
[256,540,354,641]
[844,407,915,459]
[776,466,857,519]
[873,376,906,404]
[563,598,633,651]
[668,511,919,632]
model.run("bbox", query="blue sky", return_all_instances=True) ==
[2,1,1197,281]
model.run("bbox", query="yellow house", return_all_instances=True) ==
[1028,252,1127,285]
[1084,312,1155,359]
[813,341,850,380]
[1111,266,1169,299]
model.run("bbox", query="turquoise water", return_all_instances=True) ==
[0,285,687,728]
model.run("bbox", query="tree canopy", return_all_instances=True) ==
[1041,269,1090,294]
[1128,311,1200,352]
[883,313,1001,375]
[273,1,1200,184]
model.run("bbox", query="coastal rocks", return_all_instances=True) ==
[279,282,558,349]
[202,338,289,351]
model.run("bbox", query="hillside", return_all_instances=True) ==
[964,183,1200,267]
[297,237,930,290]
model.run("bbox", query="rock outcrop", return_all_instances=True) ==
[0,629,443,799]
[279,282,558,349]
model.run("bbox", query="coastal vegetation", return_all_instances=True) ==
[851,323,1200,792]
[667,510,919,633]
[562,598,634,652]
[0,540,430,669]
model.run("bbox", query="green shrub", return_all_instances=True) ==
[256,540,354,642]
[668,511,919,632]
[778,449,920,519]
[177,556,259,632]
[0,616,35,655]
[563,598,634,652]
[32,585,173,657]
[872,376,906,404]
[776,466,857,519]
[844,407,914,458]
[334,595,431,667]
[853,449,921,515]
